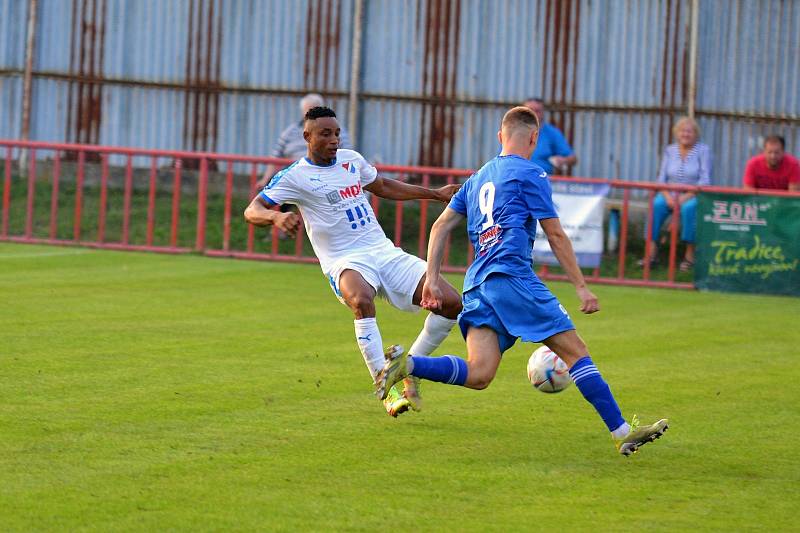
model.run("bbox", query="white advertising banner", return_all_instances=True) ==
[533,182,609,268]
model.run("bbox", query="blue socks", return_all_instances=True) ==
[405,352,625,435]
[409,355,468,386]
[569,356,626,432]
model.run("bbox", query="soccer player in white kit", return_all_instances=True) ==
[244,106,462,417]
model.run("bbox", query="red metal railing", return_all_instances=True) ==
[3,139,798,289]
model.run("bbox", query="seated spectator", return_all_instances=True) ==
[257,93,353,189]
[742,135,800,191]
[523,98,577,174]
[640,116,712,272]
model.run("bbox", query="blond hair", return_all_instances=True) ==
[672,116,700,139]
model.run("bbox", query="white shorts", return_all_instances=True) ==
[326,242,426,313]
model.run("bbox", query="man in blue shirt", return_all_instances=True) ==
[376,106,668,456]
[524,98,577,175]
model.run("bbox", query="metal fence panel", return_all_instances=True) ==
[0,0,797,188]
[0,0,28,70]
[697,0,800,117]
[0,77,23,139]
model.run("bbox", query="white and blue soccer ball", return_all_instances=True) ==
[527,346,571,393]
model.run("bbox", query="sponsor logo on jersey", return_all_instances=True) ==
[309,175,327,192]
[345,203,372,229]
[339,183,362,199]
[326,190,342,204]
[478,224,502,247]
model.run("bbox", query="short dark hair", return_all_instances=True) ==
[304,106,337,122]
[764,135,785,149]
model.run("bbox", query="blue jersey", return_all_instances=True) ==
[448,155,558,292]
[530,123,574,174]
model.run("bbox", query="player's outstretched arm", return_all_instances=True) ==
[539,217,599,314]
[243,196,301,236]
[421,207,464,311]
[364,177,460,203]
[255,164,278,189]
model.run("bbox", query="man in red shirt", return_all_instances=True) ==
[742,135,800,191]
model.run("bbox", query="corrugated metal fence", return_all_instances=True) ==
[0,0,798,186]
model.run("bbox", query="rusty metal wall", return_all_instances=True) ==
[0,78,23,139]
[695,0,800,183]
[0,0,28,69]
[0,0,28,138]
[0,0,797,187]
[2,0,355,155]
[357,0,691,176]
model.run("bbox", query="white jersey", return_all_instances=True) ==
[258,149,392,274]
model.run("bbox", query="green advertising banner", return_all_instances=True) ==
[695,192,800,296]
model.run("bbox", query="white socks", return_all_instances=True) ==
[354,317,385,380]
[611,422,632,439]
[354,313,457,382]
[408,313,457,356]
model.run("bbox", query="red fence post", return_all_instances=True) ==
[643,189,656,281]
[49,152,61,239]
[195,158,208,251]
[540,264,550,278]
[270,208,279,256]
[418,174,430,259]
[294,217,304,257]
[2,147,11,237]
[222,161,233,251]
[146,157,157,246]
[122,154,133,245]
[73,150,85,241]
[97,153,109,243]
[24,149,36,238]
[170,159,182,248]
[667,191,680,282]
[443,175,454,266]
[247,164,257,253]
[617,187,630,279]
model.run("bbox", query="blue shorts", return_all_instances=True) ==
[458,273,575,354]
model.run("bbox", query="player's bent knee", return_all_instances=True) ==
[346,293,376,317]
[544,331,588,366]
[467,375,493,390]
[465,366,496,390]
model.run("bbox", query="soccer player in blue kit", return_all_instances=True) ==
[377,106,668,456]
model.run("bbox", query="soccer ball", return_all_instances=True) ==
[527,346,571,393]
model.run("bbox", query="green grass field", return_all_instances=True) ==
[1,242,798,531]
